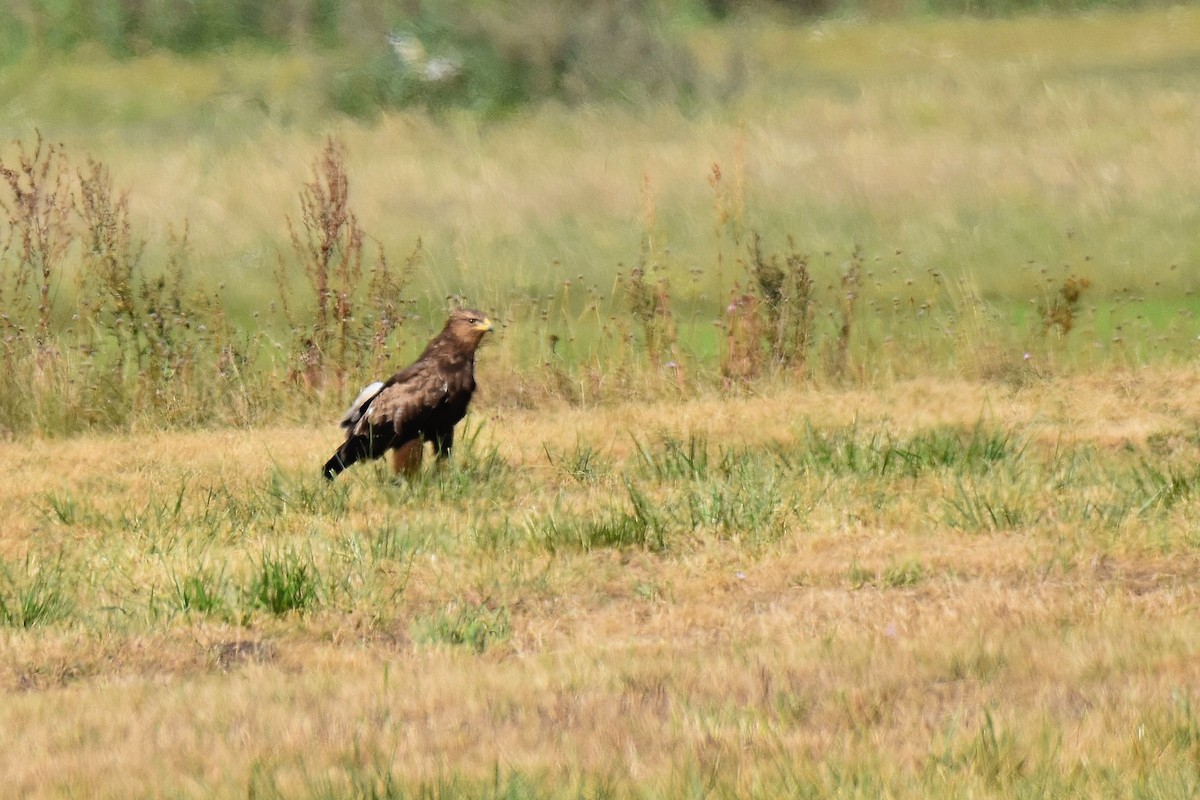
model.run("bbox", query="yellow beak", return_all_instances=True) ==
[474,317,494,333]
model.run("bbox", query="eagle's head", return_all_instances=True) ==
[443,307,494,353]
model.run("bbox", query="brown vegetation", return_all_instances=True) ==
[3,372,1200,796]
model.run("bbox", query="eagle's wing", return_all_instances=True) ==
[350,360,450,438]
[339,381,385,431]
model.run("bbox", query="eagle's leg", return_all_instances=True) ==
[390,439,424,477]
[431,428,455,462]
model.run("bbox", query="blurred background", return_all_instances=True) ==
[0,0,1198,432]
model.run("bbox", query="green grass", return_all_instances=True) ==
[168,561,230,617]
[413,601,511,653]
[243,544,322,617]
[0,555,74,629]
[17,415,1200,629]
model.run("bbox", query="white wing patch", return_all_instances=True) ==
[367,401,389,424]
[339,381,385,430]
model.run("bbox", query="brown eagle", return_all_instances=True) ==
[322,308,494,480]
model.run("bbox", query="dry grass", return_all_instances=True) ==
[3,370,1200,797]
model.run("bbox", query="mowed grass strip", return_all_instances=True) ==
[2,373,1200,796]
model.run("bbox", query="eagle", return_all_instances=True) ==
[322,308,494,480]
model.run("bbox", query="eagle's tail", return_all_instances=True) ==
[323,437,368,481]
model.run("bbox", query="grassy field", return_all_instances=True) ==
[2,7,1200,433]
[4,372,1200,797]
[3,5,1200,798]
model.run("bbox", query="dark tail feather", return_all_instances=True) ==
[323,438,367,481]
